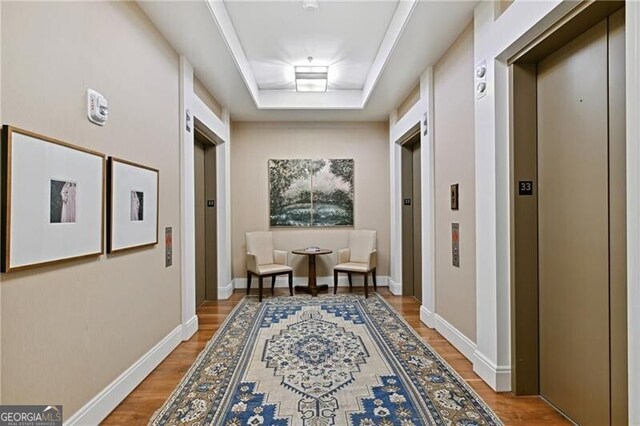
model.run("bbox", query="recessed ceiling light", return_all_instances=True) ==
[295,66,328,92]
[302,0,318,10]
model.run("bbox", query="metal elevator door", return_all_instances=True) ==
[537,13,626,425]
[194,131,218,306]
[401,133,422,301]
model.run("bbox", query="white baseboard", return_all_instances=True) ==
[426,311,511,392]
[419,305,435,328]
[433,313,478,365]
[233,275,390,289]
[181,315,198,341]
[65,324,183,426]
[218,281,234,300]
[388,279,402,295]
[473,350,512,392]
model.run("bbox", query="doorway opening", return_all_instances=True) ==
[401,131,422,301]
[194,126,218,306]
[510,3,627,425]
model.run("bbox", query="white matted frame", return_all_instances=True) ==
[107,157,159,253]
[1,126,105,272]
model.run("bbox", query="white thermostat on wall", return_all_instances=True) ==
[87,89,109,126]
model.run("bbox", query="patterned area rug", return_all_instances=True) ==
[150,294,502,426]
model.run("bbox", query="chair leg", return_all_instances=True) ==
[288,272,293,296]
[334,270,338,294]
[247,271,252,295]
[271,276,276,294]
[364,273,369,299]
[347,273,353,288]
[258,276,263,302]
[372,269,377,292]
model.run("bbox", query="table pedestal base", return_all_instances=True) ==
[295,284,329,295]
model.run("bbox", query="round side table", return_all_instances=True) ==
[292,248,333,297]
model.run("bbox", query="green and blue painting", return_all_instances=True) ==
[269,159,354,227]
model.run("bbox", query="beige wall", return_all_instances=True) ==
[433,22,477,342]
[231,122,389,280]
[396,83,420,121]
[1,2,181,418]
[194,76,224,119]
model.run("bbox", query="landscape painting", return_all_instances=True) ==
[269,159,354,227]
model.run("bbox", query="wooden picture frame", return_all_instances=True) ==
[1,126,106,272]
[107,157,159,253]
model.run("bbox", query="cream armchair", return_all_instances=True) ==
[333,230,377,298]
[246,231,293,302]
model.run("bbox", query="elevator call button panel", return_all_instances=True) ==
[452,223,460,268]
[165,227,173,267]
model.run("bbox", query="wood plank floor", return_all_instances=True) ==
[103,288,570,425]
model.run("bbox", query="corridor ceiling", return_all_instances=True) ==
[138,0,477,121]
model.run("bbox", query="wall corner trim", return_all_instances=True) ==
[181,315,199,341]
[218,282,234,300]
[388,279,403,296]
[473,349,512,392]
[64,324,183,426]
[419,305,435,328]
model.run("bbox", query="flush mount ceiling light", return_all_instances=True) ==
[302,0,318,10]
[295,65,328,92]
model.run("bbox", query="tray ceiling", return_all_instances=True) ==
[137,0,477,121]
[224,0,400,91]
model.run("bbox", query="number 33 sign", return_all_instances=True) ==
[519,181,533,196]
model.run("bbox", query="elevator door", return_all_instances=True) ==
[537,15,625,425]
[195,139,206,307]
[194,131,218,306]
[401,134,422,301]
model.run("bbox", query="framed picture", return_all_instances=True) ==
[269,159,354,227]
[1,126,105,272]
[107,157,159,253]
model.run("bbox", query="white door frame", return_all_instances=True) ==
[389,68,436,327]
[179,57,232,341]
